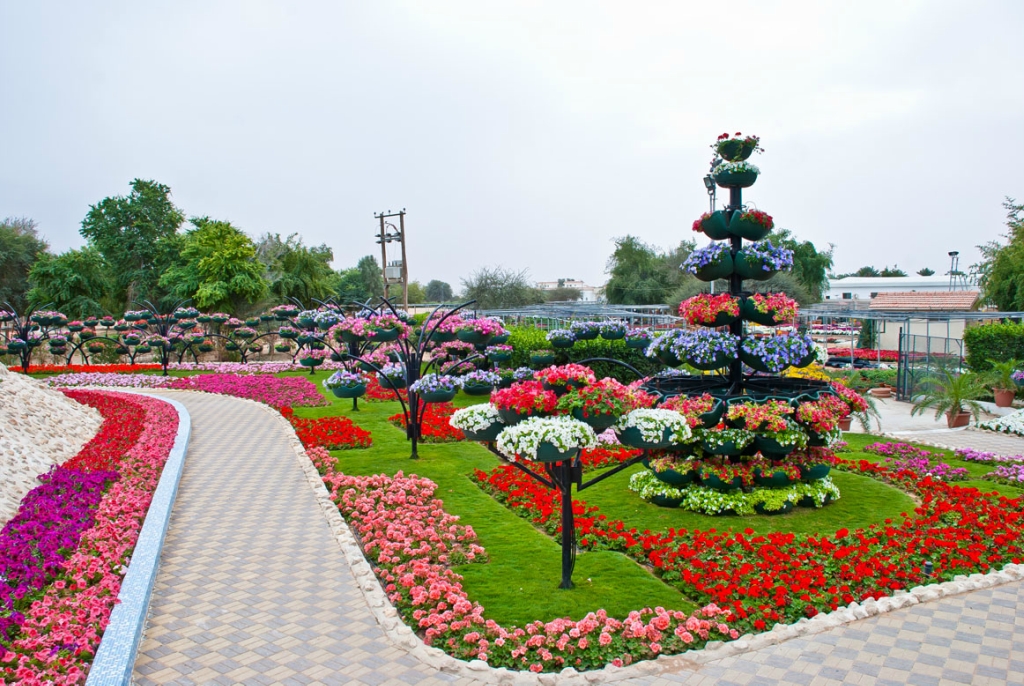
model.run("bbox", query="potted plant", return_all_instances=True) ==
[323,370,368,399]
[692,210,730,240]
[366,314,410,342]
[298,348,329,368]
[460,369,501,396]
[676,329,739,370]
[615,408,692,449]
[713,160,760,188]
[495,416,597,463]
[728,208,774,241]
[409,373,460,403]
[712,132,762,162]
[624,327,653,349]
[698,458,755,490]
[645,453,699,487]
[271,304,300,320]
[734,240,794,280]
[377,362,408,389]
[741,293,798,326]
[497,367,534,389]
[753,460,802,488]
[699,427,755,456]
[986,358,1020,408]
[535,363,596,396]
[645,329,687,367]
[627,471,689,508]
[491,380,558,423]
[233,326,258,340]
[679,293,740,327]
[556,378,634,432]
[456,317,504,345]
[545,329,576,349]
[485,343,513,362]
[600,321,626,340]
[911,368,987,428]
[67,320,85,332]
[529,349,556,366]
[740,332,815,374]
[682,242,733,282]
[450,403,505,442]
[569,321,601,341]
[278,325,300,339]
[795,395,847,444]
[658,393,724,428]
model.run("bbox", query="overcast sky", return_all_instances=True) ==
[2,1,1023,292]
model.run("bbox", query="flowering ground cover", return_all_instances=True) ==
[388,403,465,442]
[163,373,327,408]
[12,363,162,375]
[280,407,371,450]
[0,390,178,684]
[44,372,172,388]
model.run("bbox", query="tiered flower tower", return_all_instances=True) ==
[628,133,844,514]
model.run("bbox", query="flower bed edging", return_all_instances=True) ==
[85,392,191,686]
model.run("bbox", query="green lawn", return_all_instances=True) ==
[283,370,1023,625]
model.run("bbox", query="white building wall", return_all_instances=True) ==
[825,275,968,301]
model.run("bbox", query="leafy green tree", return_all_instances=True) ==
[604,236,677,305]
[158,217,268,312]
[336,255,385,306]
[460,266,544,309]
[771,230,834,301]
[854,266,881,277]
[80,179,185,309]
[27,247,112,318]
[978,198,1024,310]
[406,281,426,304]
[256,232,337,305]
[544,286,582,302]
[879,265,908,277]
[917,267,935,276]
[424,279,453,302]
[358,256,384,301]
[0,217,49,311]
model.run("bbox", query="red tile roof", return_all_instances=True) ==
[869,291,980,311]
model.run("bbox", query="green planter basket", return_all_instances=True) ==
[729,212,772,241]
[799,463,831,481]
[698,210,730,240]
[694,253,734,282]
[654,348,683,367]
[461,382,494,397]
[648,465,697,487]
[700,473,744,491]
[463,422,505,442]
[225,342,240,352]
[701,438,746,456]
[616,426,674,450]
[740,298,780,326]
[753,469,796,488]
[380,376,407,390]
[550,339,575,349]
[625,338,650,349]
[798,493,833,508]
[650,494,684,508]
[714,168,759,188]
[339,330,363,344]
[530,353,555,366]
[687,353,732,371]
[754,502,794,515]
[420,389,457,403]
[753,435,797,457]
[805,430,831,447]
[715,139,755,162]
[699,398,726,428]
[535,442,579,463]
[331,384,367,399]
[571,408,619,433]
[488,351,512,362]
[739,350,787,374]
[734,252,778,281]
[299,357,324,367]
[457,330,492,345]
[574,330,599,341]
[601,329,625,341]
[431,330,457,344]
[695,311,739,328]
[370,328,401,343]
[490,333,511,345]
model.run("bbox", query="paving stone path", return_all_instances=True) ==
[133,391,1024,685]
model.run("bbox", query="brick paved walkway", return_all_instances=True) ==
[133,391,1024,685]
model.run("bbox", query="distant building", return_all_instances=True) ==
[536,279,604,302]
[824,275,974,302]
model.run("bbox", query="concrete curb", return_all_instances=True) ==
[84,391,192,686]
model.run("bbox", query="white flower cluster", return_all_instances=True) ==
[615,408,692,444]
[979,408,1024,436]
[449,404,504,433]
[495,416,597,462]
[628,472,841,515]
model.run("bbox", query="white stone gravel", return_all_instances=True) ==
[0,363,103,527]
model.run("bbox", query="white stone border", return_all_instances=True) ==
[84,391,192,686]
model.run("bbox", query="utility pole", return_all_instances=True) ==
[374,209,409,310]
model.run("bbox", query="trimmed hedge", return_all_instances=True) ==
[505,326,663,382]
[963,322,1024,372]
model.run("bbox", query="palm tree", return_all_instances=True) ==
[910,368,987,427]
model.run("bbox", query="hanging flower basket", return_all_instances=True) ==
[734,252,778,280]
[332,384,366,399]
[490,332,511,345]
[450,404,505,442]
[530,351,556,366]
[713,133,762,162]
[676,329,739,371]
[569,408,617,432]
[680,293,740,327]
[615,409,691,449]
[600,322,626,340]
[734,240,794,281]
[753,466,799,488]
[495,416,597,463]
[135,345,152,354]
[371,327,401,342]
[462,382,495,396]
[692,210,730,240]
[569,321,600,341]
[701,428,754,456]
[799,463,831,481]
[728,209,774,241]
[740,294,797,326]
[682,242,734,282]
[460,370,500,396]
[87,343,105,354]
[625,328,652,349]
[198,343,215,353]
[299,357,324,367]
[713,161,760,188]
[644,456,698,487]
[700,473,744,491]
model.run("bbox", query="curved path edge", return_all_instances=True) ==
[85,392,192,686]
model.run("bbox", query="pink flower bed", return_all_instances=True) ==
[163,373,327,408]
[0,391,178,685]
[324,470,737,672]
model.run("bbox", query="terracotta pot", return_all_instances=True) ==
[993,387,1016,408]
[838,416,853,431]
[868,387,891,398]
[946,411,970,428]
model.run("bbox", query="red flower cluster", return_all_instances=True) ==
[826,347,899,362]
[388,403,465,443]
[280,407,372,450]
[60,390,147,472]
[579,446,642,470]
[473,458,1024,632]
[363,376,409,402]
[11,363,162,374]
[491,381,557,414]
